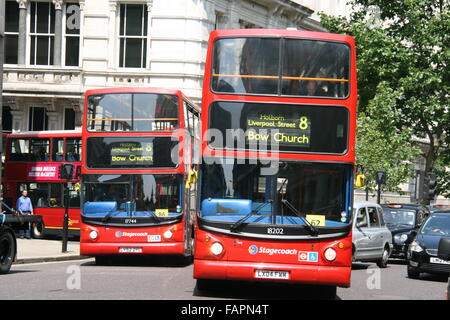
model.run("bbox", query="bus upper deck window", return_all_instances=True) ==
[30,138,50,162]
[10,138,30,161]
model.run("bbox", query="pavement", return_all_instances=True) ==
[14,238,87,264]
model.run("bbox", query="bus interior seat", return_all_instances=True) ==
[83,201,117,216]
[201,198,252,216]
[251,202,272,215]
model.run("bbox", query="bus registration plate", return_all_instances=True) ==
[119,247,143,253]
[255,270,289,280]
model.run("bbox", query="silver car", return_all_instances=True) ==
[352,200,393,268]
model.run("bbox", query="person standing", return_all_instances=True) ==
[16,190,34,239]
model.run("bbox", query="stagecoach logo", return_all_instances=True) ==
[248,245,258,255]
[248,245,298,256]
[115,231,148,238]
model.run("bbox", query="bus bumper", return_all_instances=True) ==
[80,241,185,256]
[194,259,351,288]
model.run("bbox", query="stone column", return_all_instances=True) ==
[16,0,28,65]
[226,0,241,29]
[46,111,60,130]
[108,1,118,69]
[10,110,25,133]
[53,0,64,66]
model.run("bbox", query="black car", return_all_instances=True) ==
[407,211,450,279]
[381,204,429,259]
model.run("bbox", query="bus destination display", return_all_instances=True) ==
[87,136,179,168]
[110,141,153,165]
[246,113,311,147]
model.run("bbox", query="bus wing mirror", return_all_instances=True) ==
[185,169,198,189]
[355,174,366,188]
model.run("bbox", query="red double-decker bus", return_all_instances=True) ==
[80,87,200,264]
[194,29,357,297]
[2,130,82,238]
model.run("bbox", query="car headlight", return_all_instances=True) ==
[210,242,224,256]
[409,241,423,253]
[394,233,409,243]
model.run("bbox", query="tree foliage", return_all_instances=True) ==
[320,0,450,201]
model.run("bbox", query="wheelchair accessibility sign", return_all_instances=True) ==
[298,251,319,262]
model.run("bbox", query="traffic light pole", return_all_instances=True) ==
[62,183,69,253]
[58,163,75,253]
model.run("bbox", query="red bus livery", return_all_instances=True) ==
[80,87,200,263]
[194,29,357,296]
[2,130,82,238]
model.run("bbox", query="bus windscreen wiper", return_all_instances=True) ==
[281,199,318,236]
[230,200,272,233]
[103,209,119,223]
[148,210,161,223]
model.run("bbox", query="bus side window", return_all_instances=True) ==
[10,138,30,161]
[183,101,190,134]
[25,183,49,208]
[192,108,200,139]
[66,138,81,162]
[31,138,50,162]
[69,188,80,208]
[52,138,64,161]
[49,184,64,207]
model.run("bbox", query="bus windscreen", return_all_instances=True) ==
[87,93,179,132]
[212,37,350,98]
[200,159,351,227]
[208,101,348,154]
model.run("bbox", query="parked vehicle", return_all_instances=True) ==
[0,202,43,274]
[437,237,450,300]
[407,211,450,279]
[352,201,393,268]
[381,204,429,259]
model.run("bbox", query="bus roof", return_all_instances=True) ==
[6,130,81,138]
[209,28,355,45]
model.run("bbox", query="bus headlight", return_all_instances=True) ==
[89,230,98,240]
[163,230,173,239]
[324,248,337,261]
[210,242,224,256]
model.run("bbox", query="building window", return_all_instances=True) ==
[119,4,148,68]
[214,11,226,30]
[64,2,80,66]
[28,107,48,131]
[30,1,55,65]
[239,19,260,29]
[2,106,13,133]
[64,108,76,130]
[5,1,19,64]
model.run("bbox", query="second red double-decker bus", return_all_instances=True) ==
[80,87,200,263]
[2,130,82,238]
[194,29,357,297]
